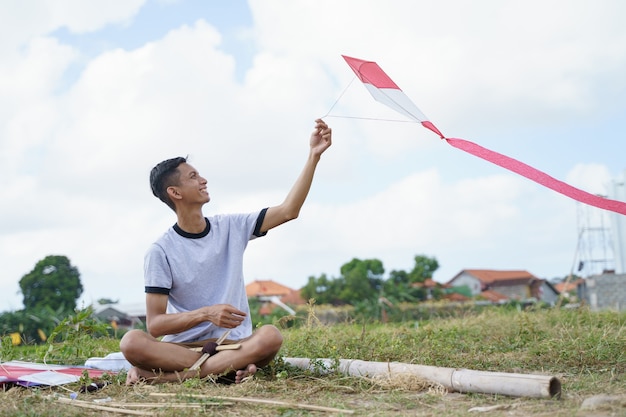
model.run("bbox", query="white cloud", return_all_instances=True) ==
[566,163,613,196]
[0,0,625,311]
[0,1,145,56]
[250,0,626,130]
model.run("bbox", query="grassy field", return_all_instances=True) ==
[1,305,624,416]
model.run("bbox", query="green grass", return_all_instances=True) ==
[1,306,624,416]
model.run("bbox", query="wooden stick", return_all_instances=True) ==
[189,330,232,371]
[190,343,241,352]
[188,354,208,371]
[216,343,241,351]
[150,392,355,414]
[57,397,155,416]
[106,401,232,408]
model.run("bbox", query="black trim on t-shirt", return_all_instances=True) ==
[254,207,269,237]
[145,286,170,295]
[173,217,211,239]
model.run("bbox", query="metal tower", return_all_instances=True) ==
[575,200,614,278]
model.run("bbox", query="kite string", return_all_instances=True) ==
[320,76,356,119]
[321,76,419,123]
[325,115,417,123]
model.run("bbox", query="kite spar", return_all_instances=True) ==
[341,55,626,216]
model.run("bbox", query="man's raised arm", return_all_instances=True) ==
[260,119,332,233]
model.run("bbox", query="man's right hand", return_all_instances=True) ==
[203,304,246,328]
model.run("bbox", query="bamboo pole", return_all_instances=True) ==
[150,392,355,414]
[57,397,155,416]
[284,358,561,399]
[106,401,231,408]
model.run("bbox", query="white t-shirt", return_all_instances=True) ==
[144,209,267,343]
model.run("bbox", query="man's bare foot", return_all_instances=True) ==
[125,366,172,385]
[125,366,144,385]
[235,364,256,383]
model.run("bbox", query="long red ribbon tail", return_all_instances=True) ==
[445,137,626,216]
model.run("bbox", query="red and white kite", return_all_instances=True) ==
[342,55,626,216]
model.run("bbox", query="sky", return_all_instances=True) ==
[1,0,625,312]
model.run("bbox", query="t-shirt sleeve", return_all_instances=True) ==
[253,208,269,238]
[144,243,172,294]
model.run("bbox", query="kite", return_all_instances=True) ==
[341,55,626,216]
[0,360,110,387]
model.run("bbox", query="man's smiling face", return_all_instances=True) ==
[174,162,210,205]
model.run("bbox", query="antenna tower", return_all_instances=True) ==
[575,201,614,278]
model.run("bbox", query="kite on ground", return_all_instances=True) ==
[341,55,626,216]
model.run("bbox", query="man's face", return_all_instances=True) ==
[173,163,210,205]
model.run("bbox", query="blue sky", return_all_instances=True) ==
[0,0,625,312]
[52,1,254,87]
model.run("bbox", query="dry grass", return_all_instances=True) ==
[1,306,624,416]
[3,374,622,417]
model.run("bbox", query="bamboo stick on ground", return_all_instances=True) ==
[106,401,233,408]
[57,397,155,416]
[150,392,355,414]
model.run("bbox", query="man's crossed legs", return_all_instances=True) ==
[120,325,283,385]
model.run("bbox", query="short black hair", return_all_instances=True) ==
[149,156,187,211]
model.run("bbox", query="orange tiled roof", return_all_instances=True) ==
[462,269,537,284]
[444,292,470,302]
[280,289,307,305]
[555,279,584,293]
[411,278,441,288]
[245,280,293,297]
[479,289,509,302]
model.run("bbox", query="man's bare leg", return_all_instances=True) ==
[121,325,282,385]
[125,361,257,385]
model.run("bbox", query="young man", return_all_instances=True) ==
[120,119,332,384]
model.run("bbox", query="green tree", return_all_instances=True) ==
[407,255,439,283]
[382,254,439,302]
[337,258,384,303]
[301,273,343,305]
[383,269,423,302]
[302,255,439,307]
[0,306,65,345]
[19,255,83,313]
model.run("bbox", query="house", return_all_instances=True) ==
[579,271,626,311]
[443,292,470,302]
[245,280,293,298]
[245,279,306,315]
[446,269,560,305]
[478,289,510,303]
[554,278,585,300]
[411,278,444,300]
[92,302,146,329]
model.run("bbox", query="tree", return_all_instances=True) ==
[301,273,344,305]
[301,259,385,305]
[337,258,384,303]
[383,269,423,302]
[19,255,83,313]
[382,254,439,302]
[301,255,440,307]
[407,255,439,283]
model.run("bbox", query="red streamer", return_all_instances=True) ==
[445,137,626,216]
